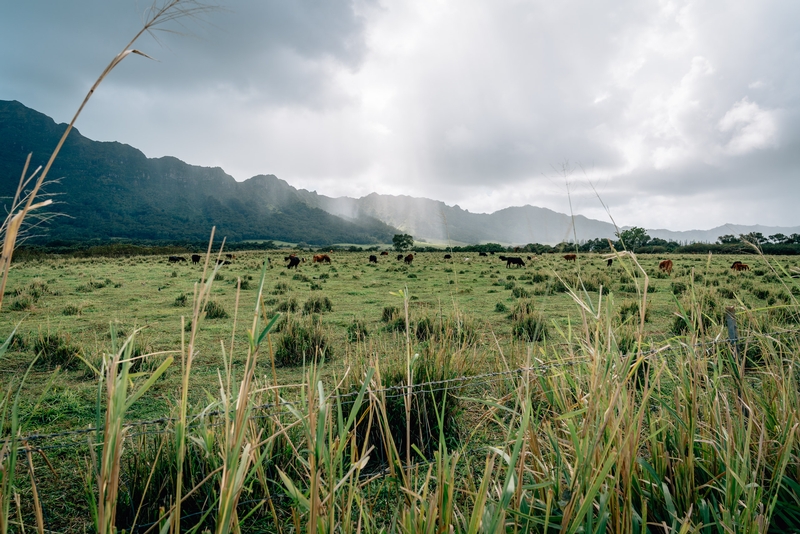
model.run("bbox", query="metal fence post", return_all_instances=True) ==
[725,306,739,357]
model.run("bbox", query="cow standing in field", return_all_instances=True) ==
[444,254,452,260]
[397,254,403,261]
[564,254,577,262]
[168,256,187,263]
[731,261,750,272]
[506,256,525,268]
[404,254,414,265]
[380,251,389,256]
[607,258,613,267]
[369,255,378,263]
[313,254,331,264]
[225,253,236,260]
[287,256,303,269]
[659,259,673,274]
[479,252,488,257]
[191,254,201,265]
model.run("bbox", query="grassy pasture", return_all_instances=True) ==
[1,251,798,428]
[0,251,800,532]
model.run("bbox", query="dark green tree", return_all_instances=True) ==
[616,227,650,252]
[739,232,767,245]
[392,234,414,252]
[717,234,739,244]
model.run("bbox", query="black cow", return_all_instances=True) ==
[369,255,378,263]
[287,256,302,269]
[479,252,487,257]
[498,255,507,261]
[397,254,403,261]
[169,256,187,263]
[216,259,231,265]
[505,256,525,268]
[191,254,201,265]
[607,258,613,267]
[444,254,452,260]
[380,251,389,256]
[490,251,495,255]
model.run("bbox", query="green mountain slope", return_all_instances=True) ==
[0,100,398,245]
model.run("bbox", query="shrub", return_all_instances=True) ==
[346,318,369,342]
[204,300,228,319]
[9,297,34,311]
[618,300,650,324]
[509,300,547,342]
[33,332,81,370]
[381,305,400,323]
[62,304,81,316]
[272,282,290,295]
[276,297,299,313]
[173,293,188,307]
[416,314,478,346]
[671,281,687,295]
[511,286,529,298]
[303,295,332,314]
[309,282,323,291]
[273,315,331,366]
[495,302,507,313]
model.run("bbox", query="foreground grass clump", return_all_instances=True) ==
[273,313,331,366]
[32,331,81,369]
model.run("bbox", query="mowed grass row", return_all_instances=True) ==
[1,250,798,432]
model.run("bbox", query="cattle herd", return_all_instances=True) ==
[165,250,756,276]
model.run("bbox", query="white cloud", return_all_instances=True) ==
[718,98,778,155]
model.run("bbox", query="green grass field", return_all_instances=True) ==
[2,249,800,532]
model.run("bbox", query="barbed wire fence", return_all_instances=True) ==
[4,324,799,533]
[10,326,798,456]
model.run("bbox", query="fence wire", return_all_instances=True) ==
[7,327,797,456]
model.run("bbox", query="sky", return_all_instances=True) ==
[2,0,799,232]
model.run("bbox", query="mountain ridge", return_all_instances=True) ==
[2,99,798,246]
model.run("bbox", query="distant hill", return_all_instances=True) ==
[295,190,619,245]
[2,100,797,247]
[0,100,397,245]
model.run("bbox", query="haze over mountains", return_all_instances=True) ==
[2,100,798,246]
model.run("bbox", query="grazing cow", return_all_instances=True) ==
[284,254,296,261]
[404,254,414,265]
[369,255,378,263]
[380,251,389,256]
[287,256,302,269]
[191,254,201,265]
[490,251,495,255]
[498,255,507,262]
[527,256,532,260]
[479,252,488,257]
[506,256,525,268]
[225,253,236,260]
[444,254,452,260]
[313,254,332,264]
[168,256,187,263]
[731,261,750,272]
[216,259,232,266]
[607,258,613,267]
[563,254,577,262]
[659,259,673,274]
[397,254,403,261]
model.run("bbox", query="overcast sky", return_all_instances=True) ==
[2,0,798,231]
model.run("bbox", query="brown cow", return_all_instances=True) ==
[404,253,414,265]
[313,254,331,264]
[563,254,577,262]
[732,262,750,272]
[380,251,389,256]
[659,259,673,274]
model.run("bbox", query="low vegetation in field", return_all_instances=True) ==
[2,249,800,532]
